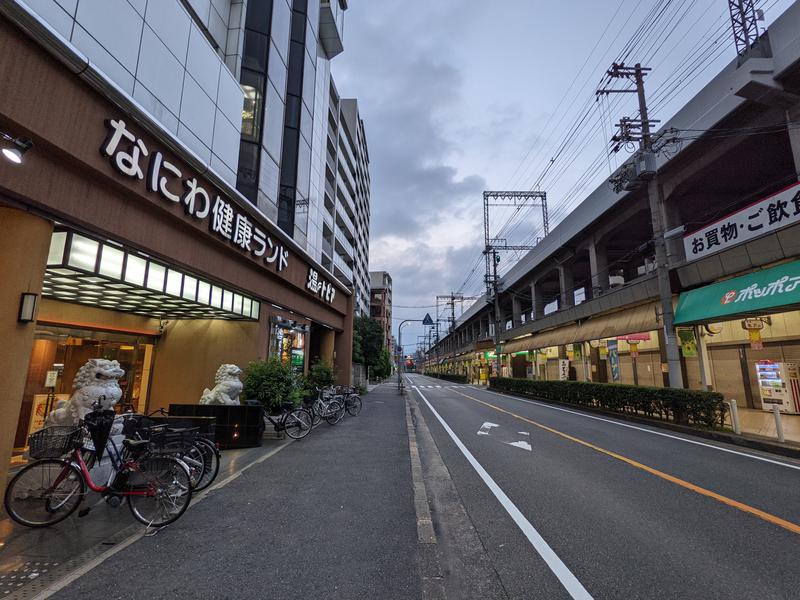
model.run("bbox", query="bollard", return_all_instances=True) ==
[772,404,785,443]
[728,399,741,435]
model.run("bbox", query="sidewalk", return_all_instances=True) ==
[735,407,800,444]
[25,384,420,600]
[0,439,288,599]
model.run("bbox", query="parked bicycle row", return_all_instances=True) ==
[3,385,363,531]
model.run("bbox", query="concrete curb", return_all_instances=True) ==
[487,386,800,460]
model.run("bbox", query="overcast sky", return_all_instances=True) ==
[333,0,794,351]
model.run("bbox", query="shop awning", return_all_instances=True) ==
[42,229,260,321]
[500,302,660,353]
[501,324,579,353]
[675,259,800,325]
[573,302,659,342]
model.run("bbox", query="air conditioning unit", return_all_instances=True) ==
[635,151,657,180]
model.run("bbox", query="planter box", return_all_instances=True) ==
[169,404,263,450]
[149,415,217,441]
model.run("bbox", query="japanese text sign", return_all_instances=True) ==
[100,119,289,273]
[683,181,800,262]
[674,259,800,324]
[306,268,336,304]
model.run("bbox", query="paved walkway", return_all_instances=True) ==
[736,407,800,443]
[35,384,420,600]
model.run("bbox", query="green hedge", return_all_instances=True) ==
[489,377,728,429]
[423,372,468,384]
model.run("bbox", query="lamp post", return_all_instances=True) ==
[397,317,429,391]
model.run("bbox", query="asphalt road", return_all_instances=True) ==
[406,372,800,600]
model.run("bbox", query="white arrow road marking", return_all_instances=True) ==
[505,440,532,452]
[477,422,500,436]
[518,432,530,436]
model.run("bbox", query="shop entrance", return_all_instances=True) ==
[17,325,156,453]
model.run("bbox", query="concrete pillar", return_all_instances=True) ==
[334,292,355,385]
[558,265,574,308]
[531,281,545,319]
[320,329,335,365]
[0,208,52,491]
[511,295,522,328]
[588,240,609,297]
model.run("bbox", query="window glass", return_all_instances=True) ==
[236,140,260,202]
[264,81,285,162]
[286,40,304,98]
[271,0,291,62]
[258,153,280,207]
[296,138,312,200]
[280,128,299,187]
[284,94,302,130]
[245,0,273,35]
[291,12,305,43]
[240,70,264,142]
[242,30,268,73]
[268,41,287,101]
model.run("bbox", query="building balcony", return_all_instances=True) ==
[337,178,357,218]
[320,2,345,58]
[333,252,354,284]
[322,236,333,260]
[336,203,356,238]
[335,226,355,259]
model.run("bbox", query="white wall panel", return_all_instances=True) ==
[136,25,185,115]
[145,0,191,62]
[75,0,142,73]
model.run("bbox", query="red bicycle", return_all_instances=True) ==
[4,408,192,528]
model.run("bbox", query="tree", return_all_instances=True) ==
[243,358,300,413]
[352,326,364,364]
[373,349,393,379]
[353,315,385,367]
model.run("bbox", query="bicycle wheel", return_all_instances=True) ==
[176,443,205,489]
[284,408,312,440]
[346,395,362,416]
[324,400,344,425]
[193,438,220,492]
[128,456,192,527]
[4,459,85,528]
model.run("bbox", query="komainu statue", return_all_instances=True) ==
[200,364,243,405]
[45,359,125,426]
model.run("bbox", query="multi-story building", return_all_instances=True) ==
[0,1,362,482]
[370,271,393,351]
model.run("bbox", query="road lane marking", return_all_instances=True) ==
[475,387,800,472]
[412,386,594,600]
[506,441,532,451]
[450,388,800,536]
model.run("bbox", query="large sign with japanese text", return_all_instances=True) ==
[674,259,800,325]
[306,268,336,304]
[683,181,800,262]
[100,119,289,273]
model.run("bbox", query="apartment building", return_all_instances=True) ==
[370,271,393,351]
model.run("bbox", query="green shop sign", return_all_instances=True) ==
[674,260,800,324]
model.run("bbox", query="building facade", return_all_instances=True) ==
[370,271,393,351]
[0,1,358,479]
[426,3,800,420]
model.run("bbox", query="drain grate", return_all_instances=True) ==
[4,523,143,600]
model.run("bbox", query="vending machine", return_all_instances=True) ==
[756,361,800,413]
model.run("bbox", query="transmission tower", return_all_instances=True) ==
[436,293,481,333]
[728,0,761,57]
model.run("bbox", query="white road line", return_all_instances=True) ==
[413,386,593,600]
[476,387,800,472]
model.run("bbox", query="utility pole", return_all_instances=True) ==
[599,63,683,388]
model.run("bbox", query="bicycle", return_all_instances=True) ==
[263,403,313,440]
[309,388,345,426]
[334,385,362,416]
[5,406,193,528]
[146,408,221,492]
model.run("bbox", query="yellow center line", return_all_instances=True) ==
[449,387,800,536]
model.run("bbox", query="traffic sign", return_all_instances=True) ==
[422,313,434,326]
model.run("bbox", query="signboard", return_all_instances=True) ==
[684,181,800,262]
[607,340,620,382]
[677,329,698,358]
[617,333,651,342]
[749,329,764,350]
[306,268,336,303]
[44,370,59,388]
[629,342,639,358]
[741,318,766,330]
[558,359,570,381]
[422,313,434,326]
[100,119,292,274]
[674,260,800,325]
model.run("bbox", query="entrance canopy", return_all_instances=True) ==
[43,229,260,321]
[675,260,800,325]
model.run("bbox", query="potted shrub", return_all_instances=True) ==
[243,358,299,415]
[300,360,335,405]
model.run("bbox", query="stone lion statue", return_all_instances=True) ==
[200,364,243,405]
[45,359,125,426]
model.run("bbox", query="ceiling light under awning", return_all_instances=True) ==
[43,229,261,321]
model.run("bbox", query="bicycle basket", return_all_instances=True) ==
[28,426,82,459]
[83,410,116,461]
